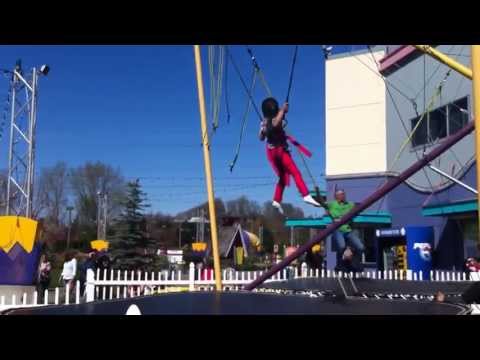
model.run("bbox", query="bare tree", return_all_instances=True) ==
[0,168,49,219]
[226,196,261,218]
[34,162,69,225]
[69,161,126,226]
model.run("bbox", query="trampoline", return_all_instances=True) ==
[259,277,472,303]
[3,291,468,315]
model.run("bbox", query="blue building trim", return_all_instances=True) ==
[285,212,392,228]
[422,199,478,217]
[309,190,327,197]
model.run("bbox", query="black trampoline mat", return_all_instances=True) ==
[4,291,466,315]
[261,278,472,297]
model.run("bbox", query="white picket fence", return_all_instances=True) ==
[0,280,83,313]
[1,263,479,313]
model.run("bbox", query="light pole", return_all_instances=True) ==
[96,191,107,240]
[178,223,182,249]
[66,206,74,249]
[97,191,102,240]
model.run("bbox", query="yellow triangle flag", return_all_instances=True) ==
[0,216,38,254]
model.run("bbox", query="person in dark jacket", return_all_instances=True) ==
[435,282,480,305]
[96,250,112,271]
[37,254,52,295]
[461,282,480,304]
[79,251,98,297]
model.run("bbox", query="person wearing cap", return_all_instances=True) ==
[326,189,365,271]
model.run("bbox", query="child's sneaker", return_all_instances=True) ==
[303,194,321,207]
[272,201,284,215]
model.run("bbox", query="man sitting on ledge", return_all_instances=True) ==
[325,189,365,272]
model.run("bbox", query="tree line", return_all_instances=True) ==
[0,161,313,266]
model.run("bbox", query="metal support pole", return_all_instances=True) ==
[193,45,222,291]
[6,72,17,215]
[414,45,473,79]
[26,68,37,218]
[427,164,478,194]
[6,64,41,218]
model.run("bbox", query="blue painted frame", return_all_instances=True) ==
[285,211,392,228]
[422,199,477,217]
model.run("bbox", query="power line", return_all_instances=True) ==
[225,46,263,121]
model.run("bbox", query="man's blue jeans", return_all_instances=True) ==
[333,230,364,254]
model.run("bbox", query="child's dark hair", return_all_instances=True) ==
[262,97,279,119]
[64,250,76,262]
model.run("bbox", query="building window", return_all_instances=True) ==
[410,96,469,149]
[411,115,428,148]
[448,97,469,135]
[429,107,447,141]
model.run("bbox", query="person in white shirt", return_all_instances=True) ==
[61,251,77,293]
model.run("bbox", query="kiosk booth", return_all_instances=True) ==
[376,226,434,279]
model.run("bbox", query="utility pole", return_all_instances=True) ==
[66,206,74,249]
[290,227,294,246]
[96,191,108,240]
[201,208,205,243]
[103,192,108,239]
[97,191,102,240]
[195,208,199,243]
[178,223,182,249]
[259,224,264,245]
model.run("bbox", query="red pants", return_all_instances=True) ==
[266,146,309,202]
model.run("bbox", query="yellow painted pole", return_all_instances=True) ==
[193,45,222,291]
[414,45,473,79]
[472,45,480,242]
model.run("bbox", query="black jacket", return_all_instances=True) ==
[462,282,480,304]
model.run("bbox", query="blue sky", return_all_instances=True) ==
[0,45,358,216]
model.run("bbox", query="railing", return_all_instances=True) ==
[0,280,83,313]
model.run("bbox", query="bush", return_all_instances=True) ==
[183,250,205,264]
[149,255,170,272]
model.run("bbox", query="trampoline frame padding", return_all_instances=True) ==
[4,292,467,315]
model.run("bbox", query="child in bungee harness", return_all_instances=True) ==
[259,97,321,214]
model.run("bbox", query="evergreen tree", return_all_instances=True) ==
[111,179,154,270]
